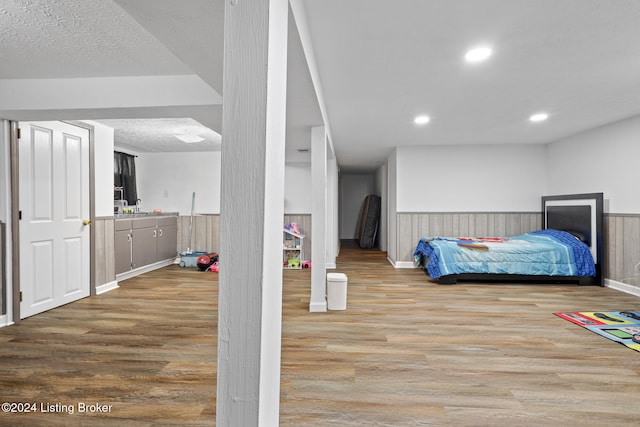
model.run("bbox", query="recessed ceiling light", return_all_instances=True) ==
[414,115,431,125]
[175,134,205,143]
[465,46,492,63]
[529,113,549,123]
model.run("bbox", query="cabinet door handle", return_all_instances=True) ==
[127,233,131,242]
[153,230,157,238]
[159,229,163,237]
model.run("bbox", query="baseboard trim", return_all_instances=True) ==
[0,314,12,328]
[116,259,175,282]
[393,259,417,269]
[96,280,119,295]
[605,279,640,297]
[326,263,336,269]
[309,301,327,312]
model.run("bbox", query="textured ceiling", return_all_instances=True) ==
[0,0,222,152]
[0,0,191,78]
[96,118,221,153]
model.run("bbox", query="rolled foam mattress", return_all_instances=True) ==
[358,195,381,249]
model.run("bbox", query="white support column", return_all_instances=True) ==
[0,120,10,325]
[310,126,328,312]
[326,155,338,268]
[217,1,288,426]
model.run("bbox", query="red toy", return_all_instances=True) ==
[196,253,219,271]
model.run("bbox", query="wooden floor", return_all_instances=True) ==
[2,248,640,426]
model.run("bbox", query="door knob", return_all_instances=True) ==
[82,220,92,226]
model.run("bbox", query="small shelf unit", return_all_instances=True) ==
[283,229,305,269]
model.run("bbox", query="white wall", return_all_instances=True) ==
[547,115,640,214]
[395,144,548,212]
[135,154,314,216]
[339,173,377,239]
[86,121,115,217]
[128,154,313,216]
[327,157,339,265]
[135,151,222,215]
[284,163,312,213]
[0,120,8,224]
[0,121,10,320]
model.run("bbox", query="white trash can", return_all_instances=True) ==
[327,272,348,310]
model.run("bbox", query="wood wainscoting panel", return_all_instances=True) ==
[174,214,310,258]
[177,214,220,254]
[606,213,640,283]
[104,218,115,281]
[93,218,106,287]
[93,218,115,289]
[608,214,624,282]
[396,212,542,263]
[621,216,640,281]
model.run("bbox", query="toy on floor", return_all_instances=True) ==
[209,261,220,272]
[287,258,300,268]
[284,250,301,269]
[196,253,219,271]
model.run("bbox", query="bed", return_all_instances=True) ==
[413,193,604,286]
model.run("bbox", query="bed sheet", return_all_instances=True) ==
[413,229,595,279]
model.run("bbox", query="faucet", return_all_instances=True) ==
[135,199,142,213]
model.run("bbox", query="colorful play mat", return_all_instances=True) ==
[555,310,640,352]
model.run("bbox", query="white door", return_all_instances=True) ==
[19,121,90,319]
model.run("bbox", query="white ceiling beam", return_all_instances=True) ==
[0,75,221,111]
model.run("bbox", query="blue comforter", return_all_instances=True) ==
[413,229,595,279]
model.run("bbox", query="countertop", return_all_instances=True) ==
[113,211,180,219]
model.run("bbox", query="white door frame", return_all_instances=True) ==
[10,120,95,323]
